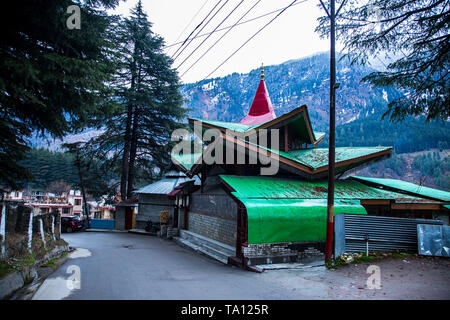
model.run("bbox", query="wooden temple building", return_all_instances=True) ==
[139,66,449,268]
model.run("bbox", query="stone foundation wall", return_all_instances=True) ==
[243,242,324,261]
[188,212,236,246]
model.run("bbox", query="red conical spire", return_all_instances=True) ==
[240,63,276,125]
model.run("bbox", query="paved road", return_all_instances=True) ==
[33,231,450,300]
[32,231,311,300]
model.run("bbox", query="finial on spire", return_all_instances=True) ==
[261,63,264,80]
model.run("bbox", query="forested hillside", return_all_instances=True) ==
[182,52,449,190]
[27,53,449,190]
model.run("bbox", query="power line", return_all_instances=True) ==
[164,1,306,49]
[172,0,231,62]
[172,0,210,45]
[202,0,306,81]
[181,0,263,77]
[176,0,245,70]
[171,0,223,60]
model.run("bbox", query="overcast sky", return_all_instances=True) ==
[111,0,341,84]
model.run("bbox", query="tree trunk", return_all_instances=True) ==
[127,110,138,198]
[75,153,90,228]
[120,103,133,200]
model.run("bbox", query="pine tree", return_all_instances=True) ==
[0,0,119,191]
[316,0,449,121]
[87,1,186,200]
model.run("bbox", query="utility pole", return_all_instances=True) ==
[319,0,342,263]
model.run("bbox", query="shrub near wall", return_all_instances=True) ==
[0,202,66,267]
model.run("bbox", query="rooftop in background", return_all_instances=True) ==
[135,170,200,195]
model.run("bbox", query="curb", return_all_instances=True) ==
[84,229,127,233]
[128,229,157,236]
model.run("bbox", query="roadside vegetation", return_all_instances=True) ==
[326,251,415,269]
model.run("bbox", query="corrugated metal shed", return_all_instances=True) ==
[135,171,200,195]
[351,176,450,202]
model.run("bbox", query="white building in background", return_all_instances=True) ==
[68,190,83,216]
[3,191,25,201]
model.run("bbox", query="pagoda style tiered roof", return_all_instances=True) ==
[173,65,392,179]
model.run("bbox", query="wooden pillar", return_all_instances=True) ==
[183,197,188,230]
[284,125,289,152]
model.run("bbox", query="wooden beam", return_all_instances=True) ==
[284,125,289,152]
[360,199,391,205]
[391,203,442,211]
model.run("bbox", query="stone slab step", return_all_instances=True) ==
[174,237,229,264]
[179,230,235,256]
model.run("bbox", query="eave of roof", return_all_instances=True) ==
[189,105,323,145]
[350,176,450,202]
[173,132,392,178]
[219,175,417,200]
[135,175,199,195]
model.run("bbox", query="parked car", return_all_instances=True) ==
[61,215,85,233]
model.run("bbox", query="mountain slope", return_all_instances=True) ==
[181,52,400,131]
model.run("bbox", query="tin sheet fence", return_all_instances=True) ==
[417,224,450,257]
[334,214,443,256]
[85,218,115,230]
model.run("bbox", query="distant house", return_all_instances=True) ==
[67,190,83,215]
[3,191,25,201]
[25,189,83,216]
[133,170,200,230]
[88,201,115,219]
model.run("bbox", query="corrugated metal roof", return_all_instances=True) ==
[219,175,413,200]
[135,173,200,195]
[285,147,391,170]
[189,118,256,133]
[351,176,450,202]
[175,144,391,177]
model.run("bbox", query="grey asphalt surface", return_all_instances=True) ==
[32,231,450,300]
[32,231,307,300]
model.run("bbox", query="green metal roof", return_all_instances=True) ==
[285,147,391,170]
[189,118,259,133]
[243,198,366,244]
[351,176,450,202]
[219,175,372,244]
[220,175,413,200]
[190,106,323,145]
[234,140,391,174]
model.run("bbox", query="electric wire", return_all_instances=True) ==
[202,0,306,81]
[172,0,210,45]
[175,0,245,70]
[171,0,223,60]
[180,0,263,77]
[164,0,306,49]
[172,0,231,62]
